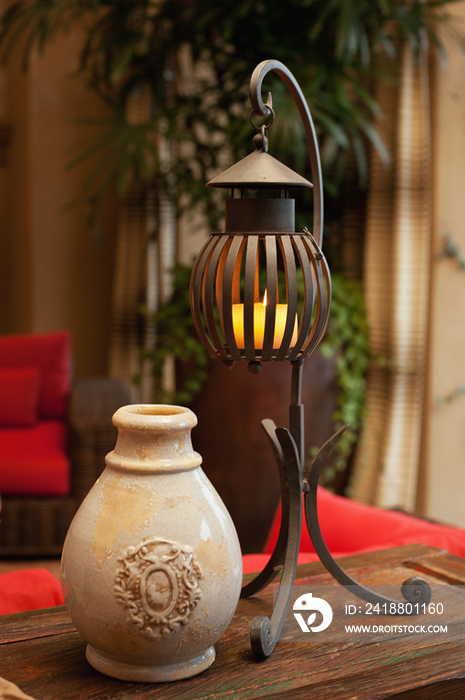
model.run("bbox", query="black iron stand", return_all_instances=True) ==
[241,362,432,658]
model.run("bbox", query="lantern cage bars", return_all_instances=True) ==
[190,228,331,365]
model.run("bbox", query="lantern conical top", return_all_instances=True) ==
[207,148,312,190]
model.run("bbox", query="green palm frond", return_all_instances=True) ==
[0,0,462,230]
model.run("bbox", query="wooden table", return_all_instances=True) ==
[2,544,465,700]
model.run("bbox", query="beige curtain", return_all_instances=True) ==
[348,40,432,511]
[108,187,150,400]
[108,87,177,401]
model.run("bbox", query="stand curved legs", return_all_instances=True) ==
[241,419,296,599]
[241,372,430,660]
[303,426,432,612]
[242,420,302,657]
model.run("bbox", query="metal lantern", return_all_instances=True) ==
[189,137,331,368]
[189,59,432,660]
[190,62,330,371]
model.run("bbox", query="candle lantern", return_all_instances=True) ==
[190,60,431,659]
[190,65,330,370]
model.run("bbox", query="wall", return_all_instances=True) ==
[420,2,465,526]
[0,26,117,377]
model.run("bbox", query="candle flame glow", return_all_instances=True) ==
[232,290,298,350]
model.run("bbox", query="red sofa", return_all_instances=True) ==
[0,331,72,497]
[0,330,131,557]
[243,487,465,574]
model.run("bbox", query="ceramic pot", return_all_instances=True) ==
[61,404,243,682]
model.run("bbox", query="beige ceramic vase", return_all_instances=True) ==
[61,404,243,682]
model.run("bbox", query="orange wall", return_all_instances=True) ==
[0,28,118,377]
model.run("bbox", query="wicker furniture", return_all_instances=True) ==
[0,375,131,557]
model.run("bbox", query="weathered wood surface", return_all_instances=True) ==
[1,545,465,700]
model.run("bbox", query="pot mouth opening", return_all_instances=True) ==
[124,405,187,417]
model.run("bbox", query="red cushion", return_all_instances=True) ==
[0,569,64,615]
[242,552,321,575]
[0,332,71,419]
[264,487,465,560]
[0,420,70,496]
[0,366,40,427]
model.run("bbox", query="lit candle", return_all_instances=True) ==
[232,291,298,349]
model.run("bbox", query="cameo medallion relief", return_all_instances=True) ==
[115,537,202,636]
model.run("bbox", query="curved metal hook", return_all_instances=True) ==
[249,59,324,247]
